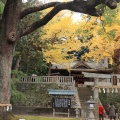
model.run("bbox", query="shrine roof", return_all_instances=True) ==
[51,60,113,74]
[51,60,101,69]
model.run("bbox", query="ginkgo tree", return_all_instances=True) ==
[41,11,82,74]
[76,7,120,73]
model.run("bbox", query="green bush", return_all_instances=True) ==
[100,92,120,112]
[11,70,27,104]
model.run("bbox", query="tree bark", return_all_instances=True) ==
[0,35,14,103]
[113,49,120,74]
[47,62,52,76]
[0,0,22,103]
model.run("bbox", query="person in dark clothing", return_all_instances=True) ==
[108,103,116,120]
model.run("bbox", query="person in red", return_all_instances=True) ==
[99,103,104,120]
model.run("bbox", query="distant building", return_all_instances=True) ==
[50,60,113,87]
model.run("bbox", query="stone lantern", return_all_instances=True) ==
[86,96,97,120]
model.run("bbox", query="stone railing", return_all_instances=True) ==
[19,76,74,85]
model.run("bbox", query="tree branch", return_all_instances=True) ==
[19,0,118,37]
[20,2,60,19]
[20,2,71,37]
[19,1,97,37]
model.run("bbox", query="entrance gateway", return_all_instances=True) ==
[82,72,120,119]
[82,72,120,103]
[48,89,76,118]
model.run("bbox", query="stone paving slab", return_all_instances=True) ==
[104,118,109,120]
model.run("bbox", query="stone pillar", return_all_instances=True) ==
[75,108,79,119]
[68,109,70,118]
[94,78,99,120]
[0,104,12,120]
[53,108,55,118]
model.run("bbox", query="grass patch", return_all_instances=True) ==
[16,115,78,120]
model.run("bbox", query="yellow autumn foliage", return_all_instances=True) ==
[40,5,120,67]
[77,9,120,64]
[41,12,81,68]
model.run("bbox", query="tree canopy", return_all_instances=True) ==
[74,6,120,68]
[0,0,120,105]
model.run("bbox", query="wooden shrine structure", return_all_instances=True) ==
[50,60,113,87]
[18,60,120,120]
[19,60,114,88]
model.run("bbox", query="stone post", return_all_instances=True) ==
[75,108,79,119]
[94,78,99,120]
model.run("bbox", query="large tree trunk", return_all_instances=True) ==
[0,39,14,103]
[0,0,22,104]
[113,49,120,74]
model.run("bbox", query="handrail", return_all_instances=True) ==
[19,76,74,84]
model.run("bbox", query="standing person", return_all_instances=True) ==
[108,103,116,120]
[99,103,104,120]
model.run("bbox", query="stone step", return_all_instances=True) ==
[77,87,93,111]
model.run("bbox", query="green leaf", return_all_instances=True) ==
[0,1,4,14]
[107,29,116,39]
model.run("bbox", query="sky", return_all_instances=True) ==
[72,13,82,22]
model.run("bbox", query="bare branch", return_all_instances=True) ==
[20,2,68,37]
[19,1,97,37]
[20,0,117,19]
[19,0,118,37]
[20,2,60,19]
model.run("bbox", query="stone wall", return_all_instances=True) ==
[12,106,81,117]
[14,83,76,107]
[12,83,81,117]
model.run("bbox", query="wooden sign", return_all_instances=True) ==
[52,98,71,108]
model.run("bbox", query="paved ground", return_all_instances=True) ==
[104,116,120,120]
[104,118,109,120]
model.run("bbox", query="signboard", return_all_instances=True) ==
[112,75,117,85]
[52,98,71,108]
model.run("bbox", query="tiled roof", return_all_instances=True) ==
[51,60,108,70]
[52,61,98,69]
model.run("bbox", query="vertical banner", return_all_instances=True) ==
[112,75,117,85]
